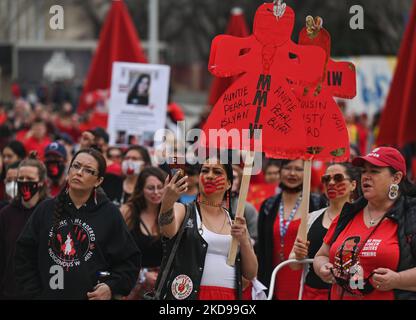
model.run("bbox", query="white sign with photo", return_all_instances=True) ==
[108,62,170,147]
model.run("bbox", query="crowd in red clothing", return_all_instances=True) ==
[1,95,416,301]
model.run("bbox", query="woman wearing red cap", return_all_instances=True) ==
[314,147,416,300]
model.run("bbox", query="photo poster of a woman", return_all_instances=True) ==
[126,73,151,106]
[108,62,171,147]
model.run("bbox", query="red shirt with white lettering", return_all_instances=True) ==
[324,211,399,300]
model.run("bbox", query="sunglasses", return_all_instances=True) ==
[321,173,349,185]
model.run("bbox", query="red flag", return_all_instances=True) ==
[377,0,416,147]
[207,8,250,107]
[77,0,147,114]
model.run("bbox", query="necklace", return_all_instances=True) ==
[366,207,383,226]
[198,209,228,235]
[278,194,302,261]
[326,210,334,222]
[197,199,223,208]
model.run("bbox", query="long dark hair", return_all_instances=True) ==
[14,151,48,204]
[126,167,167,235]
[4,140,27,162]
[127,74,151,100]
[52,148,106,230]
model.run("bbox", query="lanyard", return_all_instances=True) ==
[278,194,302,261]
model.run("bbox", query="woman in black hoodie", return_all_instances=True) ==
[15,148,141,300]
[0,152,47,299]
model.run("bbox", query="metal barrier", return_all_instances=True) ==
[267,258,314,300]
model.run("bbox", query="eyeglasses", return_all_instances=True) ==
[70,163,98,176]
[321,173,350,185]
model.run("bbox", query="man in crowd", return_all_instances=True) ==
[44,141,67,197]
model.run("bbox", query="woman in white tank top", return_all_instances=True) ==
[158,154,258,300]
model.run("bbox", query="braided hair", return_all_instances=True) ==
[52,148,106,231]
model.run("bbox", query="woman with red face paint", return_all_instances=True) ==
[314,147,416,300]
[0,152,48,299]
[257,159,327,300]
[156,155,258,300]
[288,162,359,300]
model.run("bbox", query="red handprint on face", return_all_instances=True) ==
[201,176,226,194]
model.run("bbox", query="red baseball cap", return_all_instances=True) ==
[352,147,406,176]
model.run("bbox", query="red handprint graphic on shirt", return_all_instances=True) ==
[178,278,187,293]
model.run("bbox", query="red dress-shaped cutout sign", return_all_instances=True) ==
[288,22,357,161]
[202,4,326,159]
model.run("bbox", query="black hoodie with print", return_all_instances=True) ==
[15,189,141,300]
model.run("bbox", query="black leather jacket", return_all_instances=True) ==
[157,202,242,300]
[328,196,416,300]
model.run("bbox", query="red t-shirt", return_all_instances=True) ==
[324,211,399,300]
[23,136,51,161]
[272,217,302,300]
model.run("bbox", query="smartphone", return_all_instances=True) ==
[168,156,186,180]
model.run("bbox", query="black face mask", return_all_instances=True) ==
[279,182,303,194]
[46,161,66,182]
[18,181,40,201]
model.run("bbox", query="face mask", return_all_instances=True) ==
[5,181,18,198]
[18,181,40,201]
[122,160,143,176]
[46,161,66,182]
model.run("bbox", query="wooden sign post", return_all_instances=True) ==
[297,159,312,241]
[227,151,255,266]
